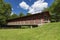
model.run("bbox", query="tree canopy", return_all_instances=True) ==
[49,0,60,22]
[0,0,11,25]
[26,13,31,16]
[19,12,25,17]
[10,13,18,19]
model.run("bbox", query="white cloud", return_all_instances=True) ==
[37,0,44,3]
[19,1,29,10]
[19,0,48,14]
[28,0,48,14]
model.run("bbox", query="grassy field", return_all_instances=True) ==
[0,22,60,40]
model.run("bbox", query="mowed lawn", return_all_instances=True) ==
[0,22,60,40]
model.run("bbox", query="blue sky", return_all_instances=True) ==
[4,0,54,15]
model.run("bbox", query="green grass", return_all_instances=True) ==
[0,22,60,40]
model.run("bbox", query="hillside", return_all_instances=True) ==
[0,22,60,40]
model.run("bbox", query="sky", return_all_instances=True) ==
[4,0,54,15]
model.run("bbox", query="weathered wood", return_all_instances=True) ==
[7,11,50,26]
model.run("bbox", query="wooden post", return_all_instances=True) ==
[31,26,32,29]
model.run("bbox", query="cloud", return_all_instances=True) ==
[28,0,48,14]
[36,0,44,3]
[19,1,29,10]
[19,0,48,14]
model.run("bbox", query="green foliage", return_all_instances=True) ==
[0,14,6,25]
[0,22,60,40]
[0,0,11,25]
[0,0,3,3]
[19,12,25,17]
[10,13,18,19]
[26,13,31,16]
[49,0,60,22]
[43,8,49,12]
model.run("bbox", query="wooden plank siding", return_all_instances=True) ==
[7,11,50,26]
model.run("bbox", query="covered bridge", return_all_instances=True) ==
[7,11,50,28]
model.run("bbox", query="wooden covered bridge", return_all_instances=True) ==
[7,11,50,28]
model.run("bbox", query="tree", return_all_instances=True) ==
[19,12,25,17]
[0,0,11,25]
[0,0,3,3]
[49,0,60,22]
[26,13,31,16]
[10,13,18,19]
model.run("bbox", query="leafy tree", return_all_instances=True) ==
[19,12,25,17]
[0,0,3,3]
[26,13,31,16]
[10,13,18,19]
[49,0,60,22]
[0,0,11,25]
